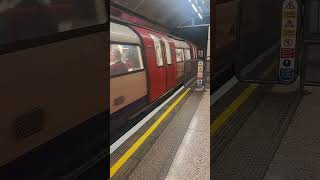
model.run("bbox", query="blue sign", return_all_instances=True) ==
[279,68,294,81]
[283,59,291,67]
[197,80,203,86]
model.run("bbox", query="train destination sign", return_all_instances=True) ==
[279,0,298,82]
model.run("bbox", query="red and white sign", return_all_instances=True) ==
[281,48,295,58]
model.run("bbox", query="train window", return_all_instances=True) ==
[110,44,144,77]
[195,47,198,58]
[150,34,164,66]
[161,37,172,64]
[191,46,196,59]
[160,41,168,65]
[198,50,204,57]
[0,0,107,45]
[184,49,191,60]
[176,48,184,62]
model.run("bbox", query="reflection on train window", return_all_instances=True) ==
[0,0,106,45]
[198,50,204,57]
[150,34,164,66]
[176,49,184,62]
[110,44,144,77]
[161,37,172,64]
[184,49,191,60]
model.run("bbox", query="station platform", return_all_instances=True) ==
[110,83,210,179]
[263,86,320,179]
[211,54,320,179]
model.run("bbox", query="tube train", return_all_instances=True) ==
[110,20,204,136]
[0,0,107,179]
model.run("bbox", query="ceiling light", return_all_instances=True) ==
[192,4,198,13]
[198,13,202,19]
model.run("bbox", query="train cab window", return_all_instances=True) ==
[184,49,191,60]
[150,34,164,66]
[110,44,144,77]
[176,48,184,62]
[161,37,172,64]
[0,0,107,45]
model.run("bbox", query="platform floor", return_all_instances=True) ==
[264,86,320,179]
[211,76,320,180]
[211,82,299,179]
[110,86,210,179]
[166,89,210,180]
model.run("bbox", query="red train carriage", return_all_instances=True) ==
[173,39,193,84]
[110,20,200,136]
[130,25,177,102]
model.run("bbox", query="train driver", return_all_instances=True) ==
[110,48,128,75]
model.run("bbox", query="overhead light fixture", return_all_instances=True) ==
[198,13,202,19]
[192,4,198,13]
[189,0,191,2]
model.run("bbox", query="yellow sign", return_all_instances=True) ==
[282,29,296,35]
[283,11,296,18]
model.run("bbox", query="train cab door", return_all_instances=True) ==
[160,37,176,90]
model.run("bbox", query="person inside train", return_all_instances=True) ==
[125,47,139,70]
[110,48,128,75]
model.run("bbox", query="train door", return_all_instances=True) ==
[175,48,185,84]
[161,37,176,90]
[148,34,167,101]
[193,45,197,59]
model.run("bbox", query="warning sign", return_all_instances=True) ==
[286,1,295,9]
[279,0,298,82]
[285,19,295,28]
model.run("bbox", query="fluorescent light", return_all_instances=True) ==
[198,13,202,19]
[192,4,198,13]
[189,0,191,2]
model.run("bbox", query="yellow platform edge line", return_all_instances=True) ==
[211,57,278,135]
[110,87,191,178]
[210,84,258,135]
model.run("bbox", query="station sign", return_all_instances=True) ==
[279,0,298,82]
[197,60,204,88]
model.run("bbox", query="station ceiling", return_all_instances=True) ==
[110,0,210,29]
